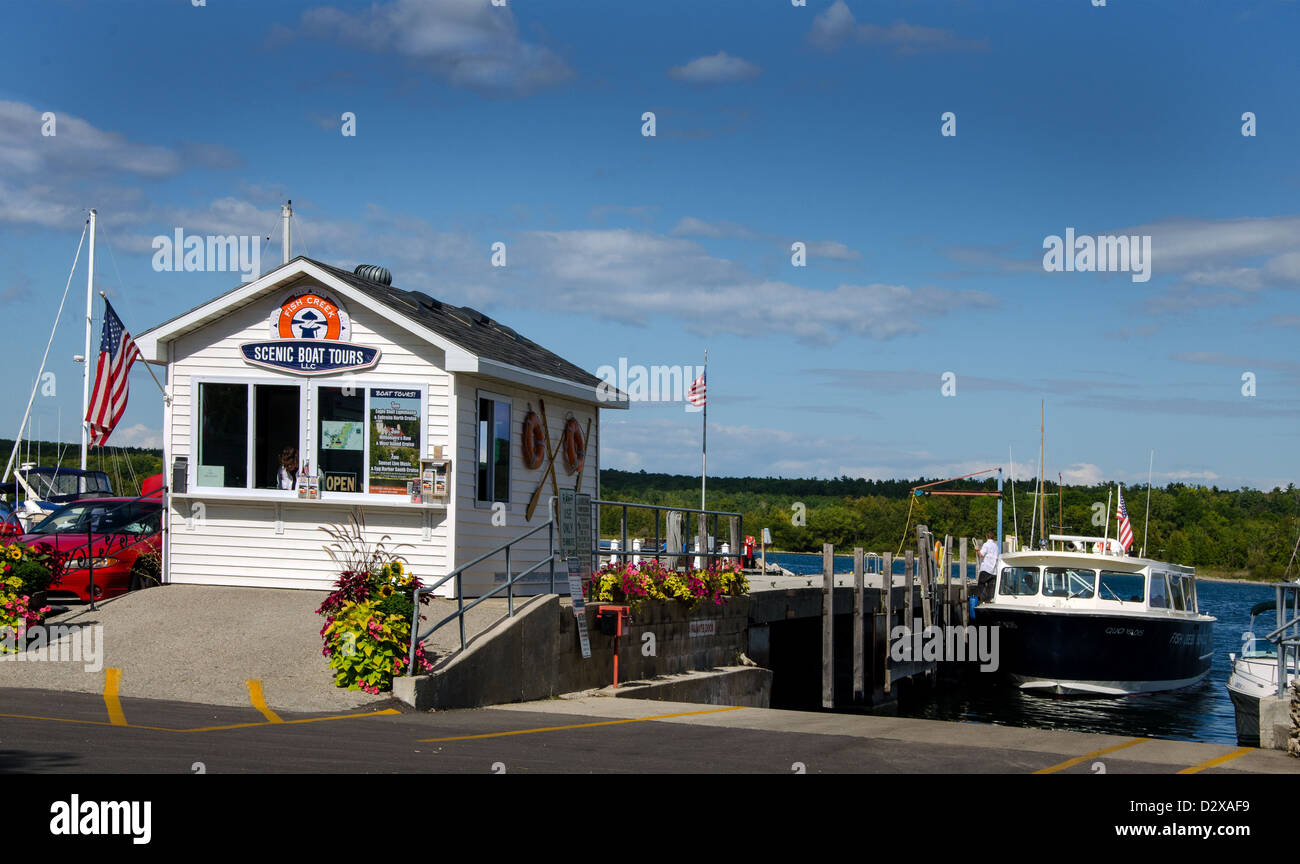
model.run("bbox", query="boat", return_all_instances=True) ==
[974,533,1216,696]
[1226,584,1299,746]
[11,464,115,530]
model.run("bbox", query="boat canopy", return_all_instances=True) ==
[1250,600,1277,618]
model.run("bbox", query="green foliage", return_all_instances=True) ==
[600,469,1300,578]
[0,438,162,498]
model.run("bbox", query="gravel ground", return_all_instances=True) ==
[0,585,512,712]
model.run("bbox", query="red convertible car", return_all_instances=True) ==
[19,497,162,602]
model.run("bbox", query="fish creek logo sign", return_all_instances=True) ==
[240,288,381,375]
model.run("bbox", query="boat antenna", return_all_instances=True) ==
[1038,400,1045,547]
[1058,472,1064,539]
[1103,486,1113,555]
[1141,449,1154,558]
[1009,446,1019,547]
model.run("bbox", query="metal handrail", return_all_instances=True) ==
[405,497,750,676]
[1259,583,1300,696]
[407,500,558,674]
[591,498,743,570]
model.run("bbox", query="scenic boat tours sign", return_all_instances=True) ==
[240,288,380,374]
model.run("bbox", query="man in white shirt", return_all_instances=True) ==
[976,531,999,603]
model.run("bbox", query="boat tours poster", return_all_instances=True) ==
[368,388,421,495]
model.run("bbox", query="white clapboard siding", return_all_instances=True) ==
[453,375,598,595]
[166,278,453,592]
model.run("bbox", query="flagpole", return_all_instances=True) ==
[1142,449,1153,558]
[81,208,96,470]
[700,349,707,512]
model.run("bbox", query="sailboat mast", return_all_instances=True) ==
[81,208,96,470]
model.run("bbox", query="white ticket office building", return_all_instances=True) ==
[135,257,617,596]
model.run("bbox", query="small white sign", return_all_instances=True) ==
[567,556,591,659]
[762,528,772,545]
[689,620,716,638]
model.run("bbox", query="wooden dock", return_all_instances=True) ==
[746,524,974,710]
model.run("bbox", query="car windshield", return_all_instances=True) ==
[29,501,159,536]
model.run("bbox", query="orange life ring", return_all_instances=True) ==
[562,417,585,475]
[521,410,546,470]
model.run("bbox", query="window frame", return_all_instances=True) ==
[1148,571,1170,610]
[1098,570,1146,603]
[190,376,428,503]
[475,390,513,507]
[311,380,428,501]
[999,565,1041,597]
[1043,567,1097,599]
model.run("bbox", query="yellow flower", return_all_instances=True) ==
[380,584,394,598]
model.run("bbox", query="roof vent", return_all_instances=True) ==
[459,306,491,326]
[409,290,441,311]
[353,264,392,286]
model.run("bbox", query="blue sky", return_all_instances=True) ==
[2,0,1298,490]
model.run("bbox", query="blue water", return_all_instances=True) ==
[768,551,978,580]
[767,552,1274,745]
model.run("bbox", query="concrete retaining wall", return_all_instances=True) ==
[610,666,772,707]
[395,595,751,711]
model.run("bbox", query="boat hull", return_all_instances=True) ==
[975,606,1214,696]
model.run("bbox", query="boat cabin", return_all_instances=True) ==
[995,534,1201,617]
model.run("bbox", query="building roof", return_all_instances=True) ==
[136,256,625,405]
[308,259,602,390]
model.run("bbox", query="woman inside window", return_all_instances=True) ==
[277,446,299,490]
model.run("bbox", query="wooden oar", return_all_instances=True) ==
[524,399,561,521]
[573,416,592,492]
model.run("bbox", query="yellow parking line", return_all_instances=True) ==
[417,706,745,743]
[246,680,283,723]
[103,668,127,726]
[182,708,401,733]
[0,707,400,734]
[1177,747,1252,774]
[1033,737,1149,774]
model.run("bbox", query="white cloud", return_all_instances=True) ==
[506,229,995,343]
[299,0,573,96]
[667,51,761,85]
[808,2,988,54]
[669,217,754,239]
[0,100,181,180]
[110,423,163,449]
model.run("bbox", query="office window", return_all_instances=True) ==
[318,386,365,494]
[198,383,248,488]
[476,395,511,503]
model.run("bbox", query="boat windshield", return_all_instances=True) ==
[1043,567,1096,598]
[999,566,1040,596]
[1098,571,1144,603]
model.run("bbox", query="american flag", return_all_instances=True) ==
[1116,485,1134,553]
[687,368,707,407]
[85,300,141,447]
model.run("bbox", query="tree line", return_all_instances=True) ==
[1,439,162,498]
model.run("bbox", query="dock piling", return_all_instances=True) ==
[822,543,834,709]
[853,546,865,704]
